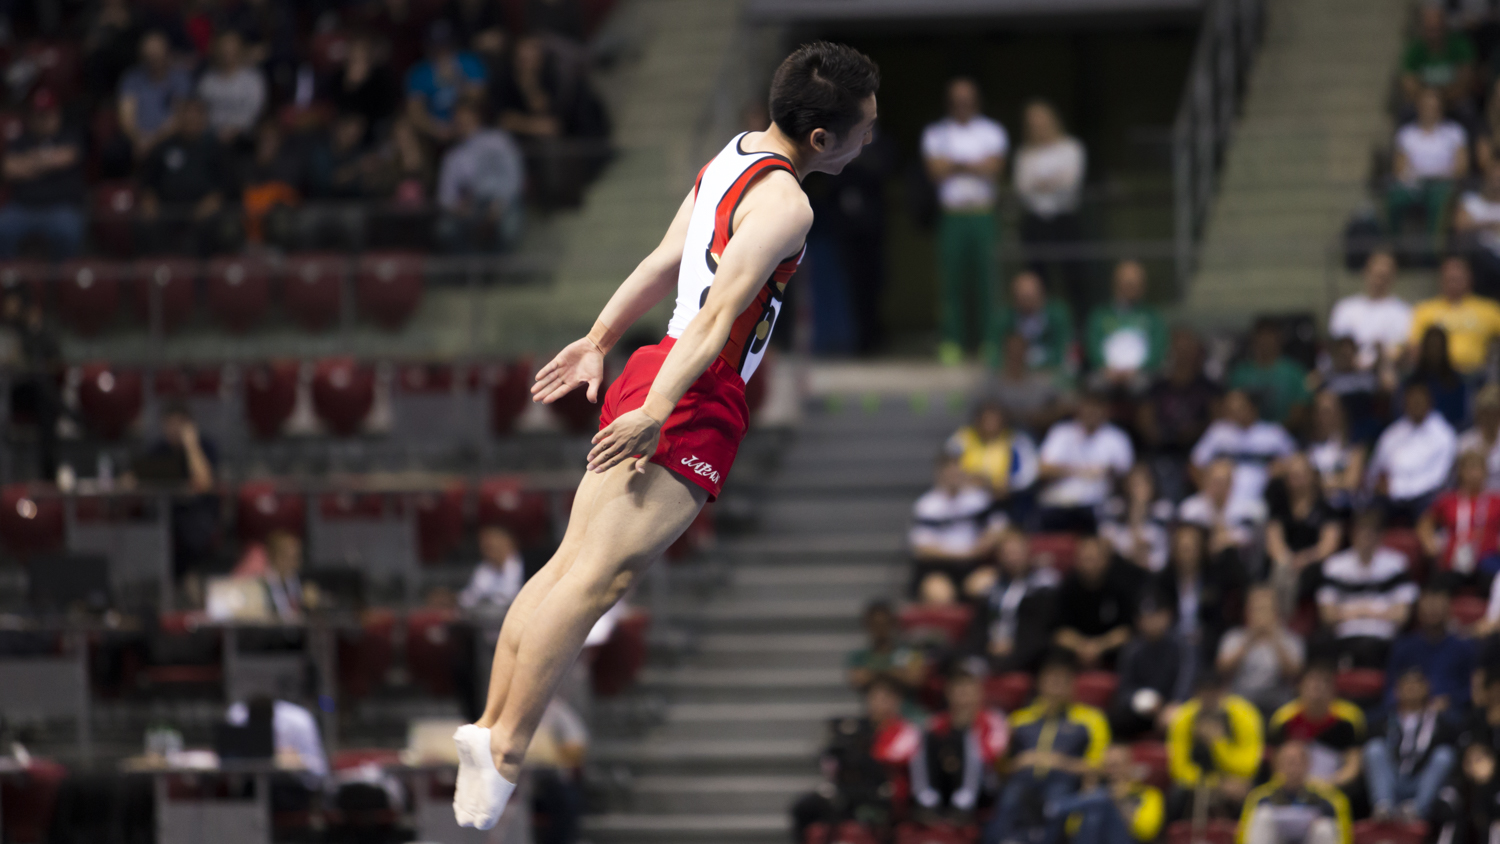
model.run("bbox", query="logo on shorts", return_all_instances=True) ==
[681,455,721,485]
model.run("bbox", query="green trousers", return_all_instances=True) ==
[938,210,998,350]
[1387,178,1454,237]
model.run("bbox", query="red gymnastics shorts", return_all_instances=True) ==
[598,336,748,501]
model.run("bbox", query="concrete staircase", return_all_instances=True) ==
[584,394,964,844]
[1181,0,1409,324]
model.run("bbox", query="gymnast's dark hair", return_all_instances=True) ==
[769,41,880,144]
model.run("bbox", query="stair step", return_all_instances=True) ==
[584,812,789,844]
[625,774,818,814]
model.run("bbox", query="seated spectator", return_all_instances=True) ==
[435,102,525,253]
[945,400,1039,506]
[984,651,1110,844]
[118,30,193,157]
[989,270,1074,374]
[1266,453,1343,612]
[1455,165,1500,298]
[1084,259,1167,392]
[1239,742,1351,844]
[0,89,85,260]
[1312,341,1385,444]
[1306,391,1369,514]
[132,400,219,580]
[494,36,568,140]
[969,529,1059,675]
[1459,672,1500,754]
[1137,328,1220,501]
[197,31,266,145]
[262,529,311,623]
[524,698,589,844]
[1036,392,1134,533]
[1431,743,1500,844]
[406,21,487,142]
[1178,459,1269,554]
[1155,522,1243,666]
[1316,510,1419,669]
[1421,452,1500,592]
[1110,591,1191,740]
[1269,665,1366,792]
[846,600,925,694]
[324,36,399,135]
[909,454,997,591]
[136,98,239,257]
[225,695,328,788]
[1228,319,1311,430]
[1166,672,1264,819]
[1369,382,1458,525]
[240,120,304,248]
[1410,325,1472,429]
[1191,389,1296,510]
[910,666,1009,823]
[1099,463,1174,573]
[1365,667,1458,822]
[1459,384,1500,489]
[1409,254,1500,378]
[1053,536,1137,669]
[1217,586,1306,714]
[1044,744,1164,844]
[1387,588,1476,713]
[458,525,524,610]
[1390,87,1470,239]
[300,112,373,250]
[1328,248,1411,371]
[1401,6,1478,110]
[1014,99,1086,306]
[984,333,1070,436]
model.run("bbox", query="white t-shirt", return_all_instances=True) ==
[226,699,328,778]
[458,555,524,609]
[1328,293,1413,369]
[1395,120,1468,181]
[1190,419,1297,507]
[1037,420,1134,508]
[1370,412,1458,501]
[197,66,266,135]
[909,485,995,557]
[1462,191,1500,255]
[1458,428,1500,490]
[1014,137,1085,218]
[1317,547,1419,640]
[1176,493,1268,547]
[922,116,1009,210]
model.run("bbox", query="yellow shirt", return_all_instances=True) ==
[1409,294,1500,373]
[1167,694,1265,787]
[951,426,1016,492]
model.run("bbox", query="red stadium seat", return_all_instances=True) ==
[143,610,222,689]
[1354,820,1427,844]
[1454,594,1488,627]
[357,252,423,330]
[806,821,880,844]
[897,604,974,648]
[1132,741,1171,790]
[338,609,395,700]
[476,476,553,548]
[1030,533,1078,574]
[236,481,305,542]
[397,362,455,394]
[206,256,273,333]
[319,491,387,520]
[1073,671,1120,709]
[488,359,533,435]
[592,610,651,697]
[1167,819,1237,844]
[984,672,1034,712]
[92,181,136,257]
[243,360,300,438]
[1336,669,1386,703]
[0,484,63,557]
[412,485,466,564]
[76,363,143,440]
[311,357,375,436]
[894,822,978,844]
[1,758,66,844]
[283,253,346,332]
[154,363,222,398]
[57,260,121,335]
[1382,529,1425,582]
[406,608,459,696]
[0,260,49,305]
[548,361,609,433]
[132,257,197,333]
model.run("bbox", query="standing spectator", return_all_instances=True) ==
[909,454,997,590]
[1053,537,1138,669]
[1306,390,1368,515]
[989,270,1074,374]
[1217,585,1306,714]
[1043,744,1165,844]
[846,600,926,694]
[1154,521,1243,668]
[1138,329,1221,501]
[1238,742,1351,844]
[1036,392,1134,533]
[118,30,194,158]
[135,98,239,257]
[1328,248,1412,370]
[1268,666,1366,791]
[1191,389,1297,509]
[1178,460,1269,554]
[1420,451,1500,592]
[1084,260,1168,392]
[985,333,1070,436]
[1317,510,1420,668]
[1166,672,1265,818]
[458,525,525,610]
[406,21,488,142]
[971,530,1059,675]
[1409,326,1472,429]
[435,103,525,253]
[133,401,220,580]
[1410,255,1500,378]
[1099,463,1175,573]
[1401,6,1478,109]
[1390,88,1471,239]
[1364,667,1459,822]
[1228,319,1312,430]
[325,36,399,136]
[1386,588,1476,712]
[1368,382,1458,525]
[525,698,589,844]
[1265,453,1343,613]
[910,667,1010,822]
[944,401,1039,507]
[1455,165,1500,297]
[1014,99,1086,306]
[922,77,1008,366]
[0,90,86,260]
[197,31,267,145]
[1110,592,1191,740]
[1459,384,1500,488]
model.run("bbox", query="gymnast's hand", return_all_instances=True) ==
[532,338,604,404]
[587,408,662,474]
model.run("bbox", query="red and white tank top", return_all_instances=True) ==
[664,132,805,383]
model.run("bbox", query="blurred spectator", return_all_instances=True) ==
[0,89,85,260]
[922,77,1007,366]
[134,400,220,579]
[2,291,64,478]
[525,0,586,41]
[1166,672,1264,818]
[910,667,1009,822]
[1401,6,1477,109]
[985,333,1070,436]
[1217,585,1305,714]
[1328,248,1411,370]
[118,30,194,157]
[1036,392,1134,533]
[1178,459,1269,553]
[136,98,239,256]
[1268,665,1366,791]
[1228,319,1311,429]
[1386,588,1475,712]
[1043,744,1164,844]
[1460,672,1500,753]
[435,102,525,253]
[1409,325,1472,429]
[1368,382,1458,525]
[1311,338,1384,442]
[525,698,588,844]
[1420,451,1500,592]
[1085,260,1167,392]
[240,120,303,247]
[1192,388,1296,509]
[970,530,1059,674]
[1239,742,1351,844]
[1459,384,1500,488]
[1307,390,1368,514]
[944,400,1039,506]
[1099,463,1174,573]
[1410,255,1500,378]
[218,0,299,97]
[406,21,488,142]
[442,0,508,47]
[325,36,399,137]
[300,112,373,249]
[909,453,998,591]
[1390,88,1471,238]
[1316,510,1419,668]
[1431,743,1500,844]
[83,0,141,97]
[458,525,524,609]
[494,37,564,139]
[846,600,925,694]
[372,115,436,203]
[984,651,1110,844]
[1154,521,1242,668]
[990,270,1074,375]
[262,529,309,623]
[1456,165,1500,297]
[225,695,328,779]
[1053,537,1137,669]
[1265,453,1343,612]
[1364,667,1458,822]
[1014,99,1085,306]
[1138,329,1221,500]
[198,31,267,144]
[1110,591,1191,740]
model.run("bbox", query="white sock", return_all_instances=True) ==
[452,724,517,830]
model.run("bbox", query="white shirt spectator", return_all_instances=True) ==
[1014,136,1085,218]
[909,484,995,557]
[1317,547,1419,640]
[197,66,266,136]
[458,554,524,609]
[1098,497,1175,571]
[1369,412,1458,501]
[1217,626,1304,703]
[922,116,1009,210]
[1037,420,1134,508]
[438,128,524,211]
[1395,120,1468,182]
[1328,293,1413,369]
[1461,190,1500,256]
[1176,493,1268,548]
[526,699,589,770]
[1190,419,1297,507]
[226,699,328,779]
[1458,428,1500,489]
